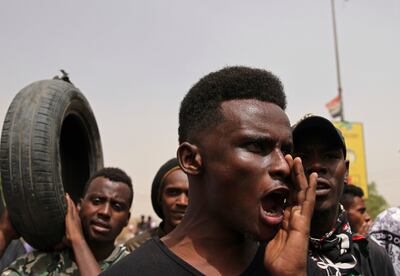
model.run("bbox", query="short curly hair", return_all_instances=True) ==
[178,66,287,143]
[83,167,133,207]
[340,184,364,210]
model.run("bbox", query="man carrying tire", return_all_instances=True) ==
[2,167,133,276]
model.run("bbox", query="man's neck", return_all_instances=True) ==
[310,205,340,238]
[162,204,259,276]
[87,240,115,262]
[161,221,174,235]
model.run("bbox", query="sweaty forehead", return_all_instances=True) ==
[220,99,290,127]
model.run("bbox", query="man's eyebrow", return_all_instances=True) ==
[112,194,131,202]
[86,192,103,197]
[112,198,128,205]
[250,134,292,146]
[242,132,273,141]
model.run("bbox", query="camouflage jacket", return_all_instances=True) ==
[125,224,166,252]
[2,244,129,276]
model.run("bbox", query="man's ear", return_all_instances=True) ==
[177,142,202,176]
[344,160,350,184]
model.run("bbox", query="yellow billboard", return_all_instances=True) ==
[333,121,368,197]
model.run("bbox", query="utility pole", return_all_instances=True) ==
[330,0,345,121]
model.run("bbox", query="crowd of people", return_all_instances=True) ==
[0,66,399,275]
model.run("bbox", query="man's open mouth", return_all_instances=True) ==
[316,179,331,196]
[316,180,330,190]
[260,187,289,224]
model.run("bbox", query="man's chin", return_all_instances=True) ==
[245,226,279,242]
[87,231,114,243]
[171,219,182,227]
[259,230,279,242]
[313,200,336,213]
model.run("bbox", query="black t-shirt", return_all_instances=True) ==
[102,238,270,276]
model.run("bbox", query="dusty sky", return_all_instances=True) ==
[1,0,399,219]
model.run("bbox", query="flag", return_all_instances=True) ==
[326,95,341,118]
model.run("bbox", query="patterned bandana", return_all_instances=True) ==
[369,207,400,275]
[309,205,360,275]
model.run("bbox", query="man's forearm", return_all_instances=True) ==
[71,238,101,276]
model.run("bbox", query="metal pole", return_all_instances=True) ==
[331,0,344,121]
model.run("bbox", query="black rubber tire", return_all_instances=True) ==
[0,79,103,250]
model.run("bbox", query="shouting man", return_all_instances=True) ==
[103,66,317,276]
